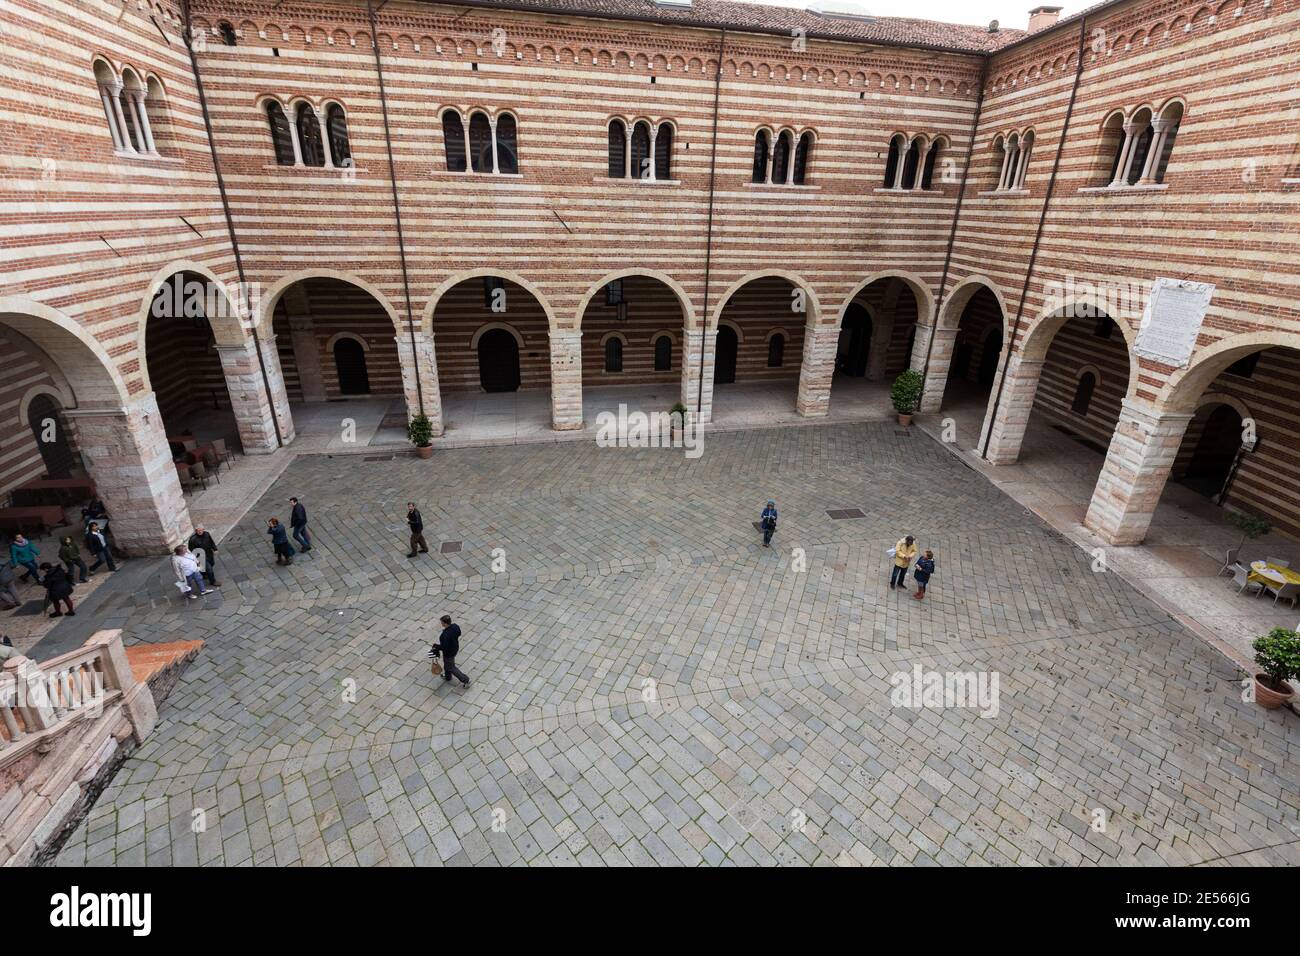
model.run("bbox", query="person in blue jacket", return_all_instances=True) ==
[913,549,935,600]
[759,500,778,548]
[9,534,41,584]
[267,517,295,566]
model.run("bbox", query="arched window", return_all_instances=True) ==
[266,101,295,165]
[468,111,492,173]
[219,21,238,46]
[1015,131,1034,188]
[496,113,518,173]
[295,103,325,167]
[752,129,770,183]
[608,119,627,178]
[900,137,921,189]
[1001,134,1020,190]
[771,131,792,184]
[654,123,672,180]
[793,132,812,185]
[921,139,941,189]
[1071,372,1097,415]
[1101,113,1127,185]
[120,72,145,152]
[767,333,785,368]
[883,135,903,187]
[631,121,651,179]
[1126,120,1153,186]
[604,337,623,373]
[325,104,350,168]
[1151,102,1183,184]
[442,111,466,172]
[654,335,672,371]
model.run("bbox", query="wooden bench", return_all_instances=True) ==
[0,505,66,537]
[9,478,96,508]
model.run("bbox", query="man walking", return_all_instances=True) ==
[171,545,207,600]
[289,497,312,552]
[187,524,222,588]
[759,499,778,548]
[429,614,470,688]
[85,522,117,573]
[10,534,41,584]
[889,534,917,590]
[407,502,429,558]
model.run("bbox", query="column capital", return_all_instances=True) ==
[1118,397,1194,428]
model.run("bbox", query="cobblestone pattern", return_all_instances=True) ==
[56,423,1300,866]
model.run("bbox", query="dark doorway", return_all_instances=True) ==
[977,330,1002,388]
[837,306,871,377]
[27,394,76,478]
[950,340,973,382]
[1181,404,1243,500]
[333,338,371,395]
[714,325,738,385]
[478,328,521,392]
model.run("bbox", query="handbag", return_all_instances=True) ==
[430,660,443,677]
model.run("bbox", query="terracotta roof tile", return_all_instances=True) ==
[417,0,1028,53]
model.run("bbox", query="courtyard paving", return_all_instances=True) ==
[52,422,1300,866]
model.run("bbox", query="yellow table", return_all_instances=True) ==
[1248,561,1300,589]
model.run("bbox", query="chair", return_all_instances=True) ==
[1264,580,1300,608]
[200,448,222,481]
[181,438,197,453]
[1265,557,1290,568]
[175,464,195,495]
[188,460,210,491]
[212,438,236,467]
[1219,547,1240,577]
[1231,563,1262,596]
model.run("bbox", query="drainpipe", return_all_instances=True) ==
[180,1,284,447]
[696,28,726,420]
[920,54,989,382]
[368,0,426,416]
[979,15,1089,460]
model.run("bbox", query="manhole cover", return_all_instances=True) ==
[440,540,462,554]
[11,599,46,617]
[826,508,866,520]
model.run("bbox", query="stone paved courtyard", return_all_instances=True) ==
[54,422,1300,866]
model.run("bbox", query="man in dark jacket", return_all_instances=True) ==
[430,614,470,687]
[187,524,222,587]
[289,497,312,551]
[41,563,75,617]
[85,522,116,573]
[407,502,429,558]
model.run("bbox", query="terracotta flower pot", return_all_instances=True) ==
[416,445,433,460]
[1254,674,1295,710]
[897,413,913,427]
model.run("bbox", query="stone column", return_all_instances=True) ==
[681,327,715,424]
[795,325,838,418]
[395,330,444,436]
[63,393,190,554]
[548,329,583,430]
[908,323,933,372]
[865,317,893,381]
[918,326,957,413]
[1083,400,1194,546]
[215,335,292,454]
[978,353,1043,464]
[289,318,327,402]
[258,333,295,445]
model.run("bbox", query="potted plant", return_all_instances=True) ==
[1227,510,1271,550]
[890,369,924,426]
[669,401,689,440]
[407,413,434,459]
[1251,627,1300,709]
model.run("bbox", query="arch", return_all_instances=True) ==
[938,275,1010,334]
[597,330,629,347]
[423,268,557,336]
[1161,331,1300,412]
[17,382,76,428]
[324,330,370,352]
[646,329,679,345]
[0,296,130,406]
[763,327,791,342]
[132,261,247,394]
[573,269,696,330]
[260,268,403,337]
[468,321,525,350]
[1018,300,1140,401]
[1195,390,1252,423]
[710,269,821,331]
[837,270,935,329]
[717,317,745,343]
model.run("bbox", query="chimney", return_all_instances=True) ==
[1028,5,1063,32]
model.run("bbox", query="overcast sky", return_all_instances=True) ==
[734,0,1091,30]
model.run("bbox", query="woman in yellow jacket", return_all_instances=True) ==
[890,535,917,590]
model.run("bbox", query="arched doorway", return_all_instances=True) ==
[836,304,871,378]
[333,337,371,394]
[26,393,77,478]
[714,325,738,385]
[478,328,521,392]
[978,328,1002,388]
[937,284,1006,417]
[1174,403,1243,501]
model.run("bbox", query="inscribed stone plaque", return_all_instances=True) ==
[1134,278,1214,368]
